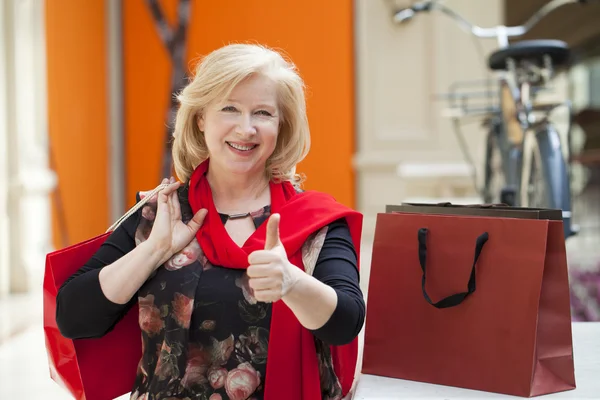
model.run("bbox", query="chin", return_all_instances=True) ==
[222,159,265,176]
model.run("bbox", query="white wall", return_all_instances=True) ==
[354,0,504,239]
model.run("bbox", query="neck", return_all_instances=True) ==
[206,163,270,212]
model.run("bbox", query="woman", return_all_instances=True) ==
[56,43,364,400]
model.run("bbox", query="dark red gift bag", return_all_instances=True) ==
[362,207,576,397]
[43,184,165,400]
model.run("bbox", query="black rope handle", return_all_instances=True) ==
[418,228,489,309]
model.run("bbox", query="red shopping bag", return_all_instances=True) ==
[43,183,165,400]
[362,209,576,397]
[43,232,142,400]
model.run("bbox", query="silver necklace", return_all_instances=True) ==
[218,205,270,221]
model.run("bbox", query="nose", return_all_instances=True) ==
[236,114,257,136]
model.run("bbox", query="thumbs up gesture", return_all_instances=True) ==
[247,214,301,303]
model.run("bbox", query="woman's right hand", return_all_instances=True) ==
[147,177,208,267]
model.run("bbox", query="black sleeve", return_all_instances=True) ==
[55,198,142,340]
[310,218,366,346]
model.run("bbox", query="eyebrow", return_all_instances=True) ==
[226,99,277,109]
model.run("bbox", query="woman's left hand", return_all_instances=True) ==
[247,214,302,303]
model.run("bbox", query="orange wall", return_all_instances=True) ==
[124,0,356,208]
[46,0,355,247]
[46,0,108,247]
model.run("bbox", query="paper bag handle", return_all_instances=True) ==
[105,183,170,233]
[418,228,489,309]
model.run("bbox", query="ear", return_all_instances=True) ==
[197,114,205,132]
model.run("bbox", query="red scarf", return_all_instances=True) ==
[188,160,363,400]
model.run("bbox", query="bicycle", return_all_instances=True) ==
[391,0,598,239]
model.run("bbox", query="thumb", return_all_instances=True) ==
[264,213,281,250]
[187,208,208,233]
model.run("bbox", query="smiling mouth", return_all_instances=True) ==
[226,141,258,151]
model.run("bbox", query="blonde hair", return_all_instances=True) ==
[172,43,310,185]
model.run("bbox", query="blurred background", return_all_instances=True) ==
[1,0,600,398]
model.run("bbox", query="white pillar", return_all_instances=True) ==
[7,0,56,293]
[0,0,13,298]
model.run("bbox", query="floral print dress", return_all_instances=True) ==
[129,186,343,400]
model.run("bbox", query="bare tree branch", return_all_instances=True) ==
[145,0,192,179]
[145,0,174,54]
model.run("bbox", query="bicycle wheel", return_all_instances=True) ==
[520,124,573,238]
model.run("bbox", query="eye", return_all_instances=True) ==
[256,110,273,117]
[221,106,237,112]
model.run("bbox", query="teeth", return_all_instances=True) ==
[227,142,256,151]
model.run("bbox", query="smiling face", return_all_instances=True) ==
[198,73,280,178]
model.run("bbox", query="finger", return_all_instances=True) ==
[248,277,278,291]
[157,182,176,199]
[156,189,170,216]
[169,176,176,184]
[155,178,169,198]
[186,209,207,233]
[166,188,175,221]
[247,249,280,265]
[264,213,281,250]
[161,181,180,195]
[165,183,180,218]
[158,182,180,208]
[254,289,280,303]
[170,189,181,220]
[246,263,273,279]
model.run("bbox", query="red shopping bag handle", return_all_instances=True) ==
[418,228,489,309]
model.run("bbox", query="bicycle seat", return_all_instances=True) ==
[488,40,570,71]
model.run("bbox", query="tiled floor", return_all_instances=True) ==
[0,322,83,399]
[0,289,73,399]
